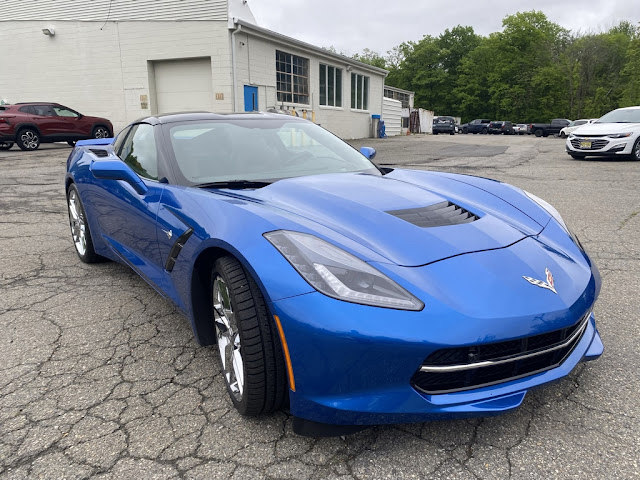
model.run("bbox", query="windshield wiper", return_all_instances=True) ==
[194,179,273,189]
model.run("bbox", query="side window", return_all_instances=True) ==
[53,106,79,117]
[19,106,35,114]
[33,105,55,116]
[119,124,158,180]
[113,127,132,156]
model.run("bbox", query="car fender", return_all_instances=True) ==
[13,122,41,136]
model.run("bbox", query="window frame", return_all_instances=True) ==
[319,63,343,108]
[276,50,310,105]
[117,123,159,181]
[350,73,369,111]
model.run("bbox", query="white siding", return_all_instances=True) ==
[382,97,402,137]
[234,33,385,139]
[0,0,228,21]
[0,21,233,132]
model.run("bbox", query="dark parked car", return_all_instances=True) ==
[488,121,514,135]
[529,119,570,137]
[0,103,113,151]
[432,116,456,135]
[461,119,491,134]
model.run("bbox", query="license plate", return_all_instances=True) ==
[580,140,592,149]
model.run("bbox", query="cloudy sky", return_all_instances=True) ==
[248,0,640,56]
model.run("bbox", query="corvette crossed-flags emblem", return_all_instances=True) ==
[522,267,557,294]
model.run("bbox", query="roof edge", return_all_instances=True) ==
[233,20,388,76]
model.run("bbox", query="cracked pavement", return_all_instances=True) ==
[1,135,639,479]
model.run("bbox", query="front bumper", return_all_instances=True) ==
[272,291,602,426]
[269,228,602,427]
[566,135,634,156]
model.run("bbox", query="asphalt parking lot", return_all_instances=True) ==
[1,134,639,479]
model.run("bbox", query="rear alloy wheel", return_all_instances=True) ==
[534,129,543,137]
[67,184,102,263]
[0,141,13,150]
[17,128,40,151]
[632,138,640,161]
[212,256,286,416]
[482,128,488,134]
[92,126,110,139]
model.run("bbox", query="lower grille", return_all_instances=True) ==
[570,138,609,150]
[411,311,591,394]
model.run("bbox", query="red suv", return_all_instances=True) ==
[0,103,113,151]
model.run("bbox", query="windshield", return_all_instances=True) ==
[165,118,379,185]
[596,108,640,124]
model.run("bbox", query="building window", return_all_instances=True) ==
[276,50,309,104]
[351,73,369,110]
[319,64,342,107]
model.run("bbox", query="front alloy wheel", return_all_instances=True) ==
[211,256,286,416]
[632,138,640,161]
[93,126,110,138]
[213,275,244,403]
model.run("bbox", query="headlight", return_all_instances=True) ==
[608,132,631,138]
[264,230,424,311]
[524,191,583,250]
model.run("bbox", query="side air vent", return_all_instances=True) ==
[90,149,109,157]
[387,201,479,228]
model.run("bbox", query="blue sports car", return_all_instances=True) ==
[65,112,603,435]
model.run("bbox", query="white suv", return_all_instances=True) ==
[566,106,640,160]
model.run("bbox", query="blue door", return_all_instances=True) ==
[244,85,258,111]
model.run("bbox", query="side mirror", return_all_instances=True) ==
[90,160,148,195]
[360,146,376,160]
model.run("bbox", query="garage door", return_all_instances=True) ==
[382,97,402,136]
[153,58,213,114]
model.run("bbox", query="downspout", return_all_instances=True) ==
[231,22,243,113]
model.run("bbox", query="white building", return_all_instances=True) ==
[0,0,389,139]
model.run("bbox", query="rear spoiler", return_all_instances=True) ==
[76,137,114,146]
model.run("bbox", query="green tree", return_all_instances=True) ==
[352,48,386,69]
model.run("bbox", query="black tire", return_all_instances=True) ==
[92,125,111,139]
[67,140,76,147]
[0,141,13,150]
[16,128,40,151]
[433,131,438,135]
[559,132,567,139]
[66,184,102,263]
[481,127,488,134]
[632,137,640,161]
[211,256,287,416]
[462,128,468,134]
[450,131,455,135]
[569,153,585,160]
[534,129,543,137]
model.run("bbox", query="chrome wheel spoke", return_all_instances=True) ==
[68,191,87,256]
[213,275,244,402]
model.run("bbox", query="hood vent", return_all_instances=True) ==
[90,148,109,158]
[387,201,479,228]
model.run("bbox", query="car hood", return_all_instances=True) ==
[572,122,640,135]
[224,170,547,267]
